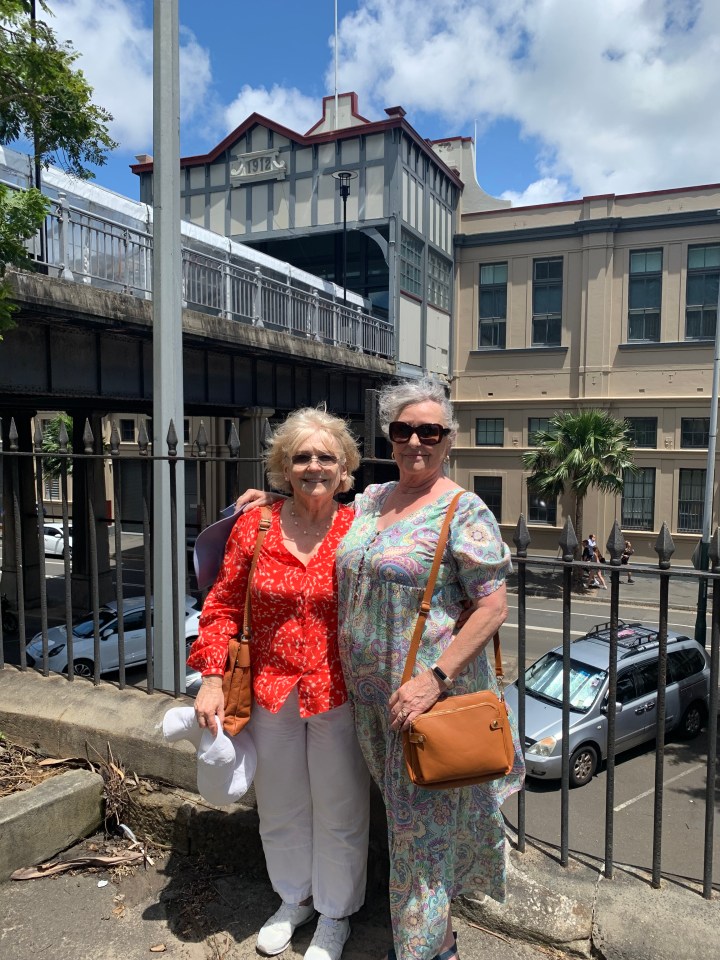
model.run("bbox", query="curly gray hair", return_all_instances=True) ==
[377,377,458,442]
[265,406,360,494]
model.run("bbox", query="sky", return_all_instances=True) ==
[31,0,720,207]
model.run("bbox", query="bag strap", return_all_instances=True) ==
[241,506,272,642]
[400,491,504,685]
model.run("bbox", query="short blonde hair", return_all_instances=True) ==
[265,407,361,494]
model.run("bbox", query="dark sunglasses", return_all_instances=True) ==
[388,422,450,445]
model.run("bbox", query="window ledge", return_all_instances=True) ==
[619,339,714,350]
[470,346,568,356]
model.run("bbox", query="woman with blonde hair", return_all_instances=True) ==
[189,407,369,960]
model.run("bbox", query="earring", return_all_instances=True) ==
[390,451,396,461]
[444,455,450,464]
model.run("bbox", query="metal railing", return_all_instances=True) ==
[511,514,719,900]
[1,175,395,359]
[0,425,717,898]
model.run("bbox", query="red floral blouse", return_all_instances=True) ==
[187,501,353,718]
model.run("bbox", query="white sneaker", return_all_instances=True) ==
[257,902,316,956]
[304,916,350,960]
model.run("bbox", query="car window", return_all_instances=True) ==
[616,671,636,705]
[668,648,705,683]
[633,661,659,698]
[525,652,607,712]
[72,610,116,638]
[121,610,147,631]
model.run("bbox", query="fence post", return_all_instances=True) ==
[253,267,264,327]
[57,194,75,281]
[224,254,233,320]
[311,290,320,340]
[512,514,531,854]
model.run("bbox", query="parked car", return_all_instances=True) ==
[504,620,710,788]
[26,595,200,678]
[43,523,72,558]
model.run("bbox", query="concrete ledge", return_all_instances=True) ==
[0,769,104,881]
[0,666,198,792]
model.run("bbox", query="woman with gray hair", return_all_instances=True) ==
[334,378,523,960]
[189,407,370,960]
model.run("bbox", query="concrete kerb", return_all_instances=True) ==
[2,665,719,960]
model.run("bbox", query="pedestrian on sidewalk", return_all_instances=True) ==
[621,540,635,583]
[593,544,607,589]
[190,408,370,960]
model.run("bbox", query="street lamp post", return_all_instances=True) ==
[332,170,357,303]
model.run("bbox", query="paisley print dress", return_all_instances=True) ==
[335,484,524,960]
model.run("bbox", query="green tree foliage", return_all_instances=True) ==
[522,409,637,563]
[0,0,117,334]
[40,410,72,478]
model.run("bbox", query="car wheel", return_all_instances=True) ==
[679,702,705,739]
[70,659,94,679]
[569,745,598,788]
[185,636,197,656]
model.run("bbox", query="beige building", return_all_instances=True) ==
[452,184,720,561]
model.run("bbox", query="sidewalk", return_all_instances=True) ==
[1,666,718,960]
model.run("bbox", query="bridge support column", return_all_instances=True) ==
[237,408,274,493]
[70,411,113,610]
[1,412,42,605]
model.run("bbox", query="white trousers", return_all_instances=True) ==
[248,688,370,918]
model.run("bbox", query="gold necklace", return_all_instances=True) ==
[288,500,336,536]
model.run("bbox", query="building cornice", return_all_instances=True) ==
[455,207,720,248]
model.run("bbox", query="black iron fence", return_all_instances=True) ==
[0,423,717,897]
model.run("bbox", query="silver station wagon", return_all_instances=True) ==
[504,621,710,787]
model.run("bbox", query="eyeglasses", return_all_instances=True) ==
[388,422,451,445]
[290,453,340,467]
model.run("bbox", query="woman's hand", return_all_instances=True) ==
[194,676,225,736]
[389,670,444,732]
[235,489,284,512]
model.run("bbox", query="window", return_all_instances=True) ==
[478,263,507,348]
[628,250,662,341]
[475,418,504,446]
[427,250,451,311]
[633,661,659,698]
[43,474,60,500]
[532,257,562,346]
[625,417,657,448]
[400,229,423,297]
[678,468,705,532]
[621,467,655,531]
[184,419,191,445]
[616,671,637,705]
[686,245,720,339]
[473,476,502,521]
[527,487,557,525]
[119,418,135,442]
[528,417,551,446]
[681,417,709,448]
[668,648,706,683]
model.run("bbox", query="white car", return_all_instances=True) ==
[44,523,72,558]
[26,595,200,678]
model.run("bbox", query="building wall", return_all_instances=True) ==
[452,185,720,561]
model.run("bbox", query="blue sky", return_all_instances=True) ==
[35,1,720,206]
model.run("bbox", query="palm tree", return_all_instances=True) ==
[522,409,636,562]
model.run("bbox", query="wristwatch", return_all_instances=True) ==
[431,663,453,690]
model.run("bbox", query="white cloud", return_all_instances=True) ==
[501,178,570,207]
[51,0,213,151]
[224,86,321,137]
[331,0,720,198]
